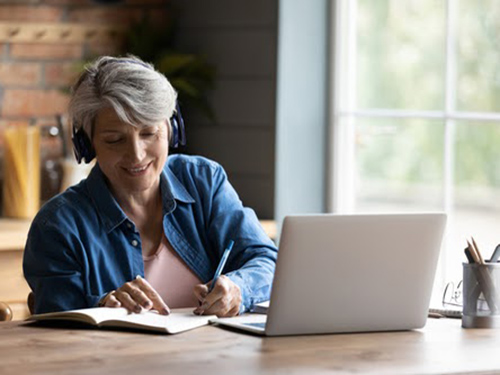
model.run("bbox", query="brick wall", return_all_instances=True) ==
[0,0,169,205]
[0,0,169,124]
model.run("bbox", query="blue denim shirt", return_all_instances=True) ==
[23,155,278,314]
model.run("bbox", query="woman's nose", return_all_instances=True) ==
[127,138,146,161]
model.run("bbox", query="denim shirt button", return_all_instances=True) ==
[131,239,138,247]
[127,222,132,229]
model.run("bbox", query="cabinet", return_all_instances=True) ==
[0,219,32,321]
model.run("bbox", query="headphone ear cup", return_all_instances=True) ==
[72,125,95,164]
[177,107,186,146]
[169,102,186,149]
[170,116,179,148]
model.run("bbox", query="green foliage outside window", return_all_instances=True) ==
[356,0,500,190]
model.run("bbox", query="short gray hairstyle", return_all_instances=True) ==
[69,55,177,138]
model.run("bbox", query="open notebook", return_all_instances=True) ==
[28,307,215,334]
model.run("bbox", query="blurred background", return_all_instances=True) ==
[0,0,280,320]
[0,0,499,318]
[0,0,278,219]
[336,0,500,291]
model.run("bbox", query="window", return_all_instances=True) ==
[331,0,500,297]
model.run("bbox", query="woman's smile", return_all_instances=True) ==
[92,107,169,197]
[121,162,152,177]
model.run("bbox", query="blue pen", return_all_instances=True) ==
[209,240,234,292]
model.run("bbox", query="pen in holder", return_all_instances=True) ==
[462,262,500,328]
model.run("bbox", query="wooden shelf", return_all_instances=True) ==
[0,22,124,44]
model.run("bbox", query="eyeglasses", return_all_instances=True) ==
[442,280,463,308]
[443,279,489,311]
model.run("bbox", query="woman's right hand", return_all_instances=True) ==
[99,275,170,315]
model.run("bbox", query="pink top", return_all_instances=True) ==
[143,235,202,308]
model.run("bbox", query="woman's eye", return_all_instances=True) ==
[142,132,157,137]
[105,138,123,144]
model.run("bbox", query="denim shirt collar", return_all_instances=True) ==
[86,162,195,233]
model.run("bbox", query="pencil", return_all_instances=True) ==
[471,237,485,264]
[464,247,474,263]
[466,240,480,264]
[466,238,499,313]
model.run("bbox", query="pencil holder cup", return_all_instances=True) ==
[462,262,500,328]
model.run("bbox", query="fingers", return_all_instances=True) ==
[203,276,232,307]
[105,276,170,315]
[123,281,153,309]
[193,284,209,303]
[134,276,170,315]
[193,275,241,317]
[203,298,231,317]
[114,289,145,313]
[102,291,121,308]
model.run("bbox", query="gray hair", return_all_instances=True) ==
[68,55,177,138]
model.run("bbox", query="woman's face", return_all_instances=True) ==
[93,107,169,196]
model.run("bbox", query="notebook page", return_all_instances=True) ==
[101,308,216,333]
[29,307,132,325]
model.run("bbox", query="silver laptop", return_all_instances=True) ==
[214,213,446,336]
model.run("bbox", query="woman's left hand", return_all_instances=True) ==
[193,275,241,317]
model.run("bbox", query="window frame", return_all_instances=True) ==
[328,0,500,292]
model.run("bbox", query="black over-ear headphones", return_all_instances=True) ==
[170,102,186,149]
[71,59,186,164]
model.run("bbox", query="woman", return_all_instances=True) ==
[23,55,277,317]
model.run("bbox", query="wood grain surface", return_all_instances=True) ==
[1,318,500,375]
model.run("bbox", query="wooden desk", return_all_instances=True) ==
[0,318,499,375]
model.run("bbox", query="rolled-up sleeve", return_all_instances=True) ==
[206,163,278,313]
